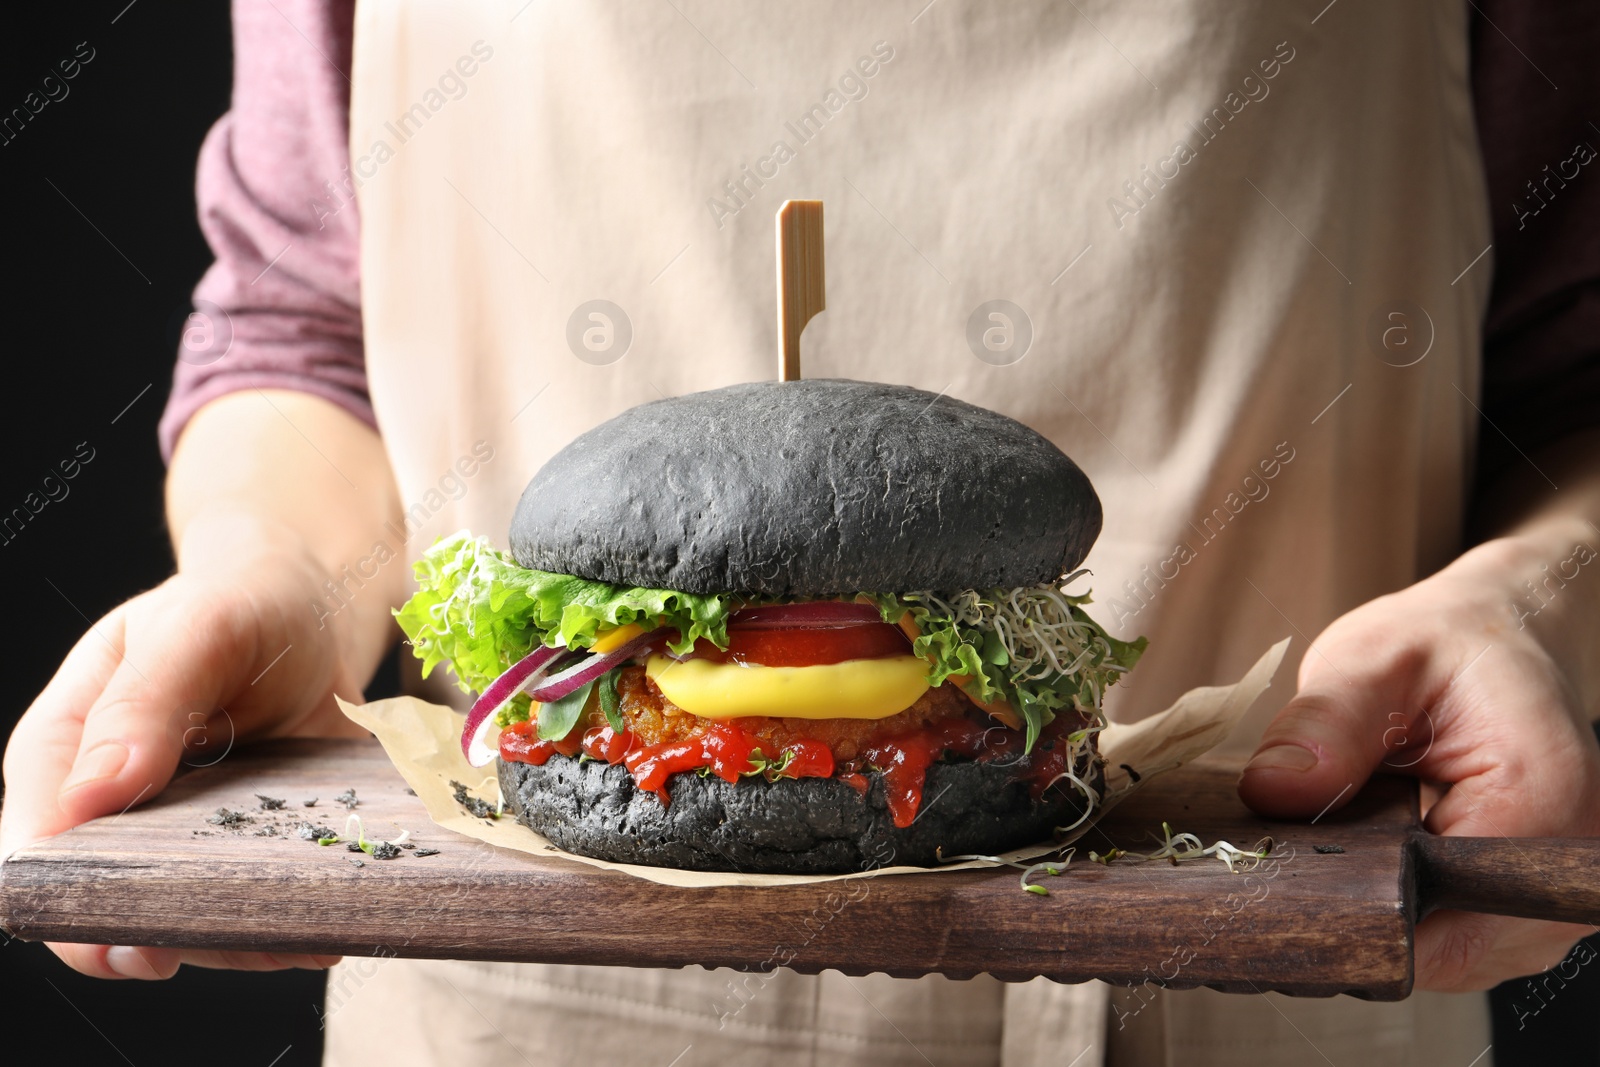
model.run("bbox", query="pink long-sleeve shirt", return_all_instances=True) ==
[158,0,366,457]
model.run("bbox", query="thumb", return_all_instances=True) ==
[1237,647,1420,820]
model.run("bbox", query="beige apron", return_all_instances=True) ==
[333,2,1494,1064]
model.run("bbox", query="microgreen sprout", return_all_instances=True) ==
[940,825,1275,896]
[908,573,1133,688]
[1087,822,1275,873]
[873,572,1143,789]
[934,850,1008,865]
[315,815,412,859]
[1046,766,1100,833]
[1019,851,1076,895]
[318,813,366,847]
[934,848,1080,896]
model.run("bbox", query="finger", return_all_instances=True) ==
[46,942,342,979]
[1237,648,1422,820]
[1236,605,1441,819]
[1420,697,1600,840]
[1,603,136,858]
[55,596,249,828]
[47,943,182,981]
[181,950,344,971]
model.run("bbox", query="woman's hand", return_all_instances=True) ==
[1239,522,1600,991]
[1,528,365,978]
[1,391,403,980]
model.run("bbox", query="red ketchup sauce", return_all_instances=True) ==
[500,719,836,805]
[498,719,582,765]
[616,724,838,803]
[855,715,1077,827]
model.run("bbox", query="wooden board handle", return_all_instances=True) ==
[1413,835,1600,924]
[776,199,825,381]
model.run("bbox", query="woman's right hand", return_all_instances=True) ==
[1,516,373,979]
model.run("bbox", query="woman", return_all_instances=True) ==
[5,2,1599,1064]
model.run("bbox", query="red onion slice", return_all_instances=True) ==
[461,645,568,766]
[526,630,669,703]
[729,602,883,630]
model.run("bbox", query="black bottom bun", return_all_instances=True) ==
[497,751,1103,874]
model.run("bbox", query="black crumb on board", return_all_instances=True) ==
[206,808,252,828]
[449,780,498,819]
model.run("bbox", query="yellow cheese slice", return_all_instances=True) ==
[644,654,930,720]
[588,622,645,654]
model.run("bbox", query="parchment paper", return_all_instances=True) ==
[338,638,1289,887]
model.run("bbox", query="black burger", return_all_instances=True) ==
[396,380,1145,873]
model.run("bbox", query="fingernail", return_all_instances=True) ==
[106,946,154,979]
[61,742,130,793]
[1243,744,1318,774]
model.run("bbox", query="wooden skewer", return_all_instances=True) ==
[775,199,825,381]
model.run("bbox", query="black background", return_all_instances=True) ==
[0,3,1593,1065]
[0,4,327,1065]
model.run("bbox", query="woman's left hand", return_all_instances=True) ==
[1238,523,1600,991]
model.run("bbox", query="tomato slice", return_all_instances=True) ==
[685,623,911,668]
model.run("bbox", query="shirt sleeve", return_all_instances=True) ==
[158,0,366,463]
[1470,2,1600,491]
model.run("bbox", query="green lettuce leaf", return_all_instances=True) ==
[395,531,734,695]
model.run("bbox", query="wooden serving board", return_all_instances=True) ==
[4,738,1586,1000]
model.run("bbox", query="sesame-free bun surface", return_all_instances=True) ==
[509,380,1101,595]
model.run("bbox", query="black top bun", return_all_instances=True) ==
[510,379,1100,595]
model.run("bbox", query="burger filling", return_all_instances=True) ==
[397,532,1145,826]
[497,664,1093,826]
